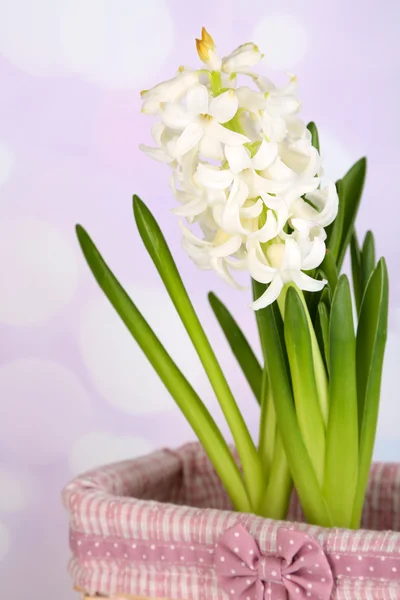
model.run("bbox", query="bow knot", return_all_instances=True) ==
[215,524,333,600]
[258,556,282,583]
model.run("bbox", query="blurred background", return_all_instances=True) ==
[0,1,399,597]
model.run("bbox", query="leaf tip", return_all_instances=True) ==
[75,224,88,245]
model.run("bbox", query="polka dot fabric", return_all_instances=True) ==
[63,443,400,600]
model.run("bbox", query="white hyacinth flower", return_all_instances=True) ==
[248,237,327,310]
[161,85,249,160]
[139,27,339,309]
[141,70,199,115]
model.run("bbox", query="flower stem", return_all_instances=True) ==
[210,71,222,95]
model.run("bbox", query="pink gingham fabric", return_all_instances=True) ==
[63,443,400,600]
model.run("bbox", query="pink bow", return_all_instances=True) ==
[215,524,333,600]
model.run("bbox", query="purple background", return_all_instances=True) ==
[0,1,399,597]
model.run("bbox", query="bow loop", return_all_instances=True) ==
[215,524,333,600]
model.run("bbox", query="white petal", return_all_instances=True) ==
[243,170,291,196]
[266,94,299,118]
[251,276,283,310]
[180,146,198,182]
[179,220,211,246]
[141,98,162,115]
[211,234,242,257]
[251,140,278,170]
[305,182,339,227]
[220,178,249,234]
[194,163,234,190]
[290,217,314,235]
[209,90,238,123]
[235,86,266,112]
[247,246,275,284]
[141,71,198,103]
[225,255,248,270]
[139,144,174,164]
[172,197,207,217]
[214,122,250,146]
[222,43,263,74]
[199,130,224,160]
[225,145,251,174]
[240,199,264,219]
[210,257,244,289]
[260,192,287,211]
[282,238,302,271]
[261,114,287,143]
[173,123,204,158]
[291,198,317,221]
[161,103,191,129]
[252,206,287,243]
[285,116,307,139]
[151,122,165,146]
[186,84,209,116]
[255,76,277,93]
[302,238,326,270]
[291,271,326,293]
[255,210,278,243]
[266,156,295,181]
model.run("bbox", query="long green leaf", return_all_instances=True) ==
[252,279,275,477]
[319,286,332,312]
[352,259,389,527]
[260,302,333,526]
[337,157,367,269]
[350,232,362,314]
[259,433,292,520]
[307,121,320,152]
[75,225,250,512]
[315,302,330,375]
[285,287,326,485]
[208,292,262,403]
[324,275,358,527]
[361,231,376,296]
[279,285,329,426]
[133,196,263,509]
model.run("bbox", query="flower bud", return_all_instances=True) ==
[222,43,263,74]
[195,27,222,71]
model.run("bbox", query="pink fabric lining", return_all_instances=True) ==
[63,443,400,599]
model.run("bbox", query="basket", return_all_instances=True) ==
[63,442,400,599]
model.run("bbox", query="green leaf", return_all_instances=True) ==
[259,433,292,520]
[133,196,263,509]
[208,292,262,403]
[75,225,250,513]
[326,180,344,261]
[260,302,333,527]
[350,232,362,314]
[337,158,367,269]
[319,286,332,312]
[252,279,276,477]
[352,259,389,527]
[315,302,330,375]
[307,121,320,153]
[279,285,329,426]
[361,231,376,296]
[324,275,358,527]
[284,287,326,485]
